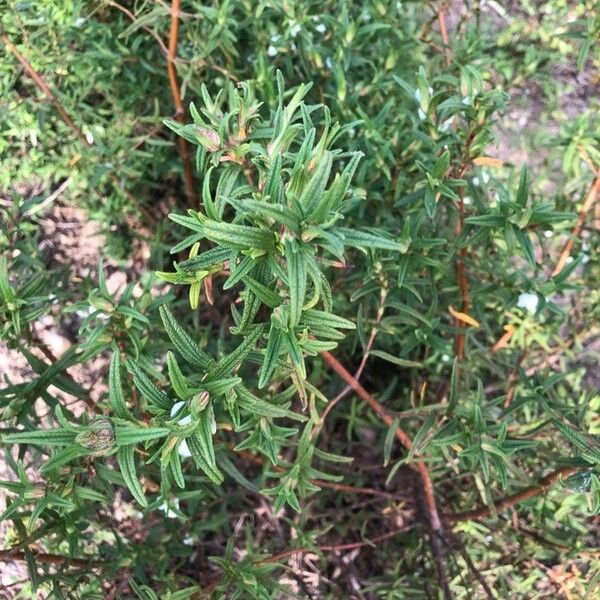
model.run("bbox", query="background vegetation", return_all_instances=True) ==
[1,0,599,598]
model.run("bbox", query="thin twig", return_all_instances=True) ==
[318,286,387,429]
[234,447,404,501]
[262,524,418,564]
[448,465,578,521]
[437,2,452,66]
[2,29,157,226]
[552,175,600,276]
[0,549,106,569]
[203,524,419,595]
[101,0,169,56]
[321,351,452,599]
[30,329,102,416]
[1,31,91,146]
[166,0,199,208]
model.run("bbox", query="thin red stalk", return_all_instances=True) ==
[449,466,578,521]
[437,3,452,66]
[0,549,105,569]
[1,32,90,146]
[321,351,450,598]
[319,287,387,428]
[166,0,199,208]
[453,188,469,360]
[552,175,600,276]
[234,447,403,501]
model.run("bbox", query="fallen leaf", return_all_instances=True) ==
[492,324,516,352]
[449,305,480,327]
[473,156,504,168]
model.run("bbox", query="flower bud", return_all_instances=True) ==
[190,391,210,417]
[24,482,46,500]
[76,417,114,455]
[197,127,221,152]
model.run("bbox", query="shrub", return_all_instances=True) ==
[1,1,599,597]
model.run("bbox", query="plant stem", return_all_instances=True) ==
[449,465,579,521]
[1,31,91,147]
[552,174,600,276]
[321,350,452,599]
[0,549,106,569]
[166,0,199,208]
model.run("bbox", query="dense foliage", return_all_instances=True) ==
[1,1,599,598]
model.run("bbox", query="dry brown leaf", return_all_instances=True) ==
[449,305,480,327]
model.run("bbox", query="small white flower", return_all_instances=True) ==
[170,401,185,418]
[170,401,191,426]
[316,23,326,33]
[440,117,454,132]
[543,230,553,238]
[517,292,539,314]
[158,498,180,519]
[290,22,301,37]
[325,56,333,69]
[441,354,450,363]
[473,177,480,186]
[267,45,277,57]
[75,17,85,27]
[85,131,94,145]
[463,196,472,205]
[178,439,192,458]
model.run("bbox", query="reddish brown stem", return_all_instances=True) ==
[262,524,417,563]
[321,351,450,598]
[449,466,578,521]
[453,189,469,361]
[0,549,105,569]
[437,4,452,66]
[552,175,600,276]
[166,0,199,208]
[235,448,403,501]
[102,0,168,56]
[1,32,91,147]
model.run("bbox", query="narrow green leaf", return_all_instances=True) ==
[516,166,528,207]
[126,360,172,410]
[115,425,170,446]
[109,352,132,420]
[339,228,404,251]
[300,309,355,330]
[202,220,276,251]
[166,352,191,399]
[159,306,212,369]
[370,350,422,368]
[286,241,308,327]
[3,429,78,447]
[117,445,148,507]
[211,324,266,379]
[258,323,284,388]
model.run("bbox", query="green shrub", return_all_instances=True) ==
[1,1,599,598]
